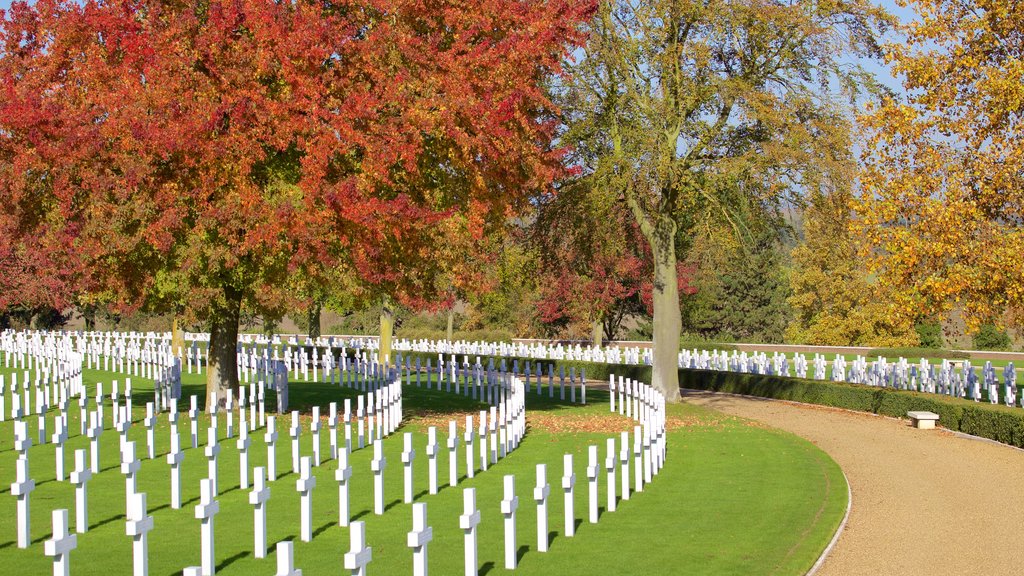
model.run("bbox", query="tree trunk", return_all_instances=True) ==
[446,308,455,342]
[307,300,322,340]
[592,316,603,349]
[171,315,186,359]
[650,219,682,402]
[379,297,395,366]
[83,306,96,331]
[206,286,242,411]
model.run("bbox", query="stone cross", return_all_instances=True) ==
[11,456,35,548]
[356,396,365,450]
[371,439,387,515]
[189,395,199,449]
[44,508,77,576]
[143,403,156,460]
[343,521,372,576]
[126,492,154,576]
[500,474,519,570]
[343,399,352,454]
[459,488,481,576]
[561,453,576,538]
[289,410,301,475]
[605,437,617,513]
[425,426,439,495]
[194,478,219,576]
[446,421,459,488]
[402,432,416,504]
[121,441,141,515]
[296,456,316,542]
[478,412,488,472]
[463,415,475,480]
[14,419,32,460]
[265,416,278,481]
[167,431,184,509]
[335,447,352,527]
[225,392,234,439]
[205,426,221,496]
[236,424,251,490]
[643,425,653,485]
[534,463,550,552]
[52,415,68,482]
[619,431,631,501]
[406,502,432,576]
[311,406,322,466]
[274,541,302,576]
[249,466,270,559]
[328,402,339,461]
[633,425,643,493]
[70,449,92,533]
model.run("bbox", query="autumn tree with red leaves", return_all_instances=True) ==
[0,0,590,403]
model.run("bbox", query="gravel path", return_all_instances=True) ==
[682,389,1024,576]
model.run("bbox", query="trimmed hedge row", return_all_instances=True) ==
[680,369,1024,449]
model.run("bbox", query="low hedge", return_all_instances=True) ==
[681,369,1024,449]
[864,347,970,360]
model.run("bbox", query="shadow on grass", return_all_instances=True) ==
[479,561,496,575]
[215,550,249,572]
[312,521,334,540]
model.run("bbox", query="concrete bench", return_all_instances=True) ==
[907,411,940,430]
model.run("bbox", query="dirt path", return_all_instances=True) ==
[683,389,1024,576]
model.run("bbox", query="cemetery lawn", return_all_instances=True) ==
[0,365,847,575]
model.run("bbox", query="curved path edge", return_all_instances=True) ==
[681,388,1024,576]
[805,469,851,576]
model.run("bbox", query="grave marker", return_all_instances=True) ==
[265,416,278,481]
[44,509,77,576]
[371,439,387,515]
[296,456,316,542]
[237,423,251,490]
[561,454,575,538]
[500,475,519,570]
[402,432,416,504]
[335,447,352,527]
[52,415,67,482]
[407,502,432,576]
[205,427,220,495]
[70,449,92,533]
[11,456,35,548]
[274,541,302,576]
[194,478,219,576]
[533,463,550,552]
[121,441,141,515]
[167,431,184,509]
[249,467,270,559]
[459,488,481,576]
[125,492,154,576]
[343,521,372,576]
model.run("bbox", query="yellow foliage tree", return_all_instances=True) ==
[856,0,1024,331]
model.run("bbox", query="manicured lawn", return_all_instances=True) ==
[0,361,846,575]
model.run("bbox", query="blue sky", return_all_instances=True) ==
[0,0,916,94]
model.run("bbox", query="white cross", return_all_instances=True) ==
[126,492,154,576]
[335,447,352,527]
[459,488,481,576]
[343,520,372,576]
[328,402,339,461]
[11,456,35,548]
[446,421,458,488]
[194,478,219,576]
[605,437,618,513]
[265,416,278,481]
[289,410,301,475]
[401,432,416,504]
[70,449,92,533]
[425,426,439,495]
[371,439,387,515]
[463,415,475,480]
[144,402,156,460]
[500,474,519,569]
[249,466,270,559]
[533,463,550,552]
[236,423,251,490]
[561,453,576,538]
[167,432,184,509]
[310,406,322,466]
[51,415,68,482]
[14,419,32,458]
[619,430,631,502]
[296,456,316,542]
[586,444,599,524]
[189,395,199,449]
[44,508,77,576]
[274,541,302,576]
[121,441,141,516]
[406,502,432,576]
[205,426,221,495]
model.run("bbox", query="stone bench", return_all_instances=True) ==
[907,411,940,430]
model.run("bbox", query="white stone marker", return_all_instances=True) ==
[633,425,643,493]
[289,411,301,475]
[459,487,481,576]
[463,415,475,480]
[194,478,219,576]
[44,509,77,576]
[402,432,416,504]
[586,446,600,524]
[296,456,316,542]
[533,463,550,552]
[237,423,251,490]
[122,441,141,515]
[335,448,352,527]
[343,521,372,576]
[274,541,302,576]
[189,395,199,449]
[11,456,35,548]
[500,475,519,570]
[478,412,487,472]
[620,431,631,501]
[126,492,154,576]
[167,431,184,509]
[52,415,68,482]
[605,437,617,513]
[445,421,458,488]
[371,439,387,515]
[343,399,353,453]
[328,402,339,461]
[70,449,92,533]
[407,502,432,576]
[311,406,322,466]
[561,454,575,538]
[205,427,220,495]
[144,402,156,459]
[249,466,270,559]
[265,416,278,481]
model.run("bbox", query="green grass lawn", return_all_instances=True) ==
[0,360,846,575]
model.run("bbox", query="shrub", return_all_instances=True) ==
[914,322,944,348]
[973,324,1012,351]
[865,347,970,360]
